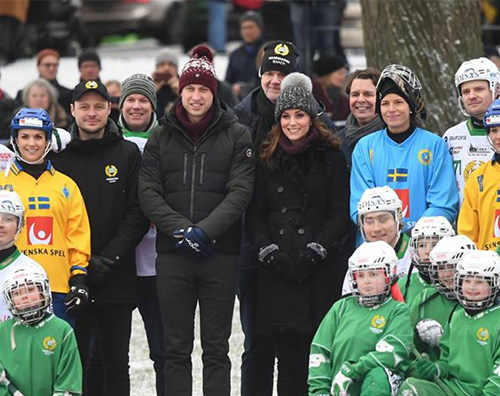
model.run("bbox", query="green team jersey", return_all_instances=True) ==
[0,314,82,396]
[308,296,412,396]
[437,305,500,396]
[398,272,432,304]
[408,287,459,361]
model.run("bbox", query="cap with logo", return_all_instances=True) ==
[72,80,109,102]
[259,40,299,76]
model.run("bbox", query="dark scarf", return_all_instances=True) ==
[278,128,319,155]
[343,113,385,148]
[175,101,215,144]
[387,124,416,144]
[254,88,277,146]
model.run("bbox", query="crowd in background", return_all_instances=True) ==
[2,3,500,396]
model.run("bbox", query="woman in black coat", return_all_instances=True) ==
[247,72,351,396]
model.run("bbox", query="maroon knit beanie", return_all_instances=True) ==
[179,45,218,96]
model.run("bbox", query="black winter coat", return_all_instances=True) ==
[139,98,255,255]
[247,139,350,332]
[49,120,149,304]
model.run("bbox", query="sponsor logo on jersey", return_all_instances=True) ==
[28,196,50,210]
[477,327,490,346]
[387,168,408,182]
[468,144,490,155]
[369,149,373,165]
[43,336,57,355]
[370,314,386,333]
[105,164,119,183]
[448,135,467,141]
[497,189,500,202]
[464,160,484,182]
[494,210,500,238]
[449,145,463,155]
[418,149,432,166]
[394,189,410,218]
[26,217,53,245]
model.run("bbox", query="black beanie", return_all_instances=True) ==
[260,40,299,76]
[78,49,101,69]
[313,55,346,77]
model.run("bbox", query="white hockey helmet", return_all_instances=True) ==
[410,216,455,276]
[348,241,398,307]
[358,186,403,240]
[456,250,500,311]
[2,266,51,325]
[0,190,24,245]
[429,235,476,300]
[454,57,500,117]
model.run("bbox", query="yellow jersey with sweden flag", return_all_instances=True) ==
[0,160,91,293]
[459,158,500,251]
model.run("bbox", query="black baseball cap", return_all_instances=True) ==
[72,80,109,102]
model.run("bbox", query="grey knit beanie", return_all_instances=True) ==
[119,73,157,110]
[275,72,317,121]
[155,49,179,68]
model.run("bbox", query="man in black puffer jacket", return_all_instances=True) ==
[49,80,149,396]
[139,46,255,396]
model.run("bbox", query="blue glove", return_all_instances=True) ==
[173,226,215,258]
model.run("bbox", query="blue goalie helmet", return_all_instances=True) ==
[10,107,53,140]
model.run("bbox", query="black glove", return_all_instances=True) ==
[173,226,215,258]
[87,255,118,289]
[64,274,89,316]
[290,243,327,284]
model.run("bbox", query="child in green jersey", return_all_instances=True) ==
[0,266,82,396]
[309,241,412,396]
[398,250,500,396]
[398,216,454,303]
[408,235,476,361]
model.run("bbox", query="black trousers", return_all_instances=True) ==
[75,302,135,396]
[273,330,313,396]
[156,251,237,396]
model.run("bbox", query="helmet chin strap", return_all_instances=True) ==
[11,138,51,166]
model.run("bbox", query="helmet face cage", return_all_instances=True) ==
[456,273,499,311]
[429,235,477,300]
[455,57,500,117]
[349,263,393,307]
[409,217,455,275]
[455,251,500,311]
[377,64,426,119]
[429,252,465,300]
[2,269,51,325]
[348,241,397,307]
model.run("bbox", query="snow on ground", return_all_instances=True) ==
[0,40,366,396]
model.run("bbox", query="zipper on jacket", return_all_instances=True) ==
[183,152,188,184]
[200,153,206,185]
[190,147,197,220]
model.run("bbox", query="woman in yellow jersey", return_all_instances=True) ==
[1,107,90,325]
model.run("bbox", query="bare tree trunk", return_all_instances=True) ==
[360,0,482,134]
